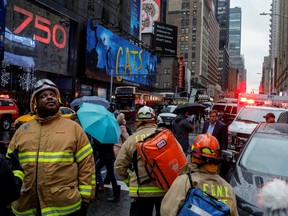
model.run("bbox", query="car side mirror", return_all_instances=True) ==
[222,150,237,163]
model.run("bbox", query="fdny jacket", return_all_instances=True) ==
[7,112,96,216]
[114,123,166,198]
[161,164,239,216]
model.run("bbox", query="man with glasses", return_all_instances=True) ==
[6,79,95,216]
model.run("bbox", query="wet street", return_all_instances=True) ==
[0,121,204,216]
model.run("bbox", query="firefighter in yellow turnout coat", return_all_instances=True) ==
[7,79,96,216]
[115,106,166,216]
[161,133,238,216]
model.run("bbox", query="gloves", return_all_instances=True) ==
[7,149,23,172]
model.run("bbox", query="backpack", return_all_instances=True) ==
[133,128,187,191]
[177,172,231,216]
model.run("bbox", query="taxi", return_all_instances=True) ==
[14,107,75,129]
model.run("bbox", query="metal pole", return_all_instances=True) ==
[110,68,113,103]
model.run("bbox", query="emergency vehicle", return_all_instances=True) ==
[237,93,288,112]
[0,95,19,130]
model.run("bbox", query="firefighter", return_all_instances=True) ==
[115,106,165,216]
[161,133,238,216]
[6,79,95,215]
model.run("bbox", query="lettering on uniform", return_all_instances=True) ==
[135,133,152,142]
[202,184,230,198]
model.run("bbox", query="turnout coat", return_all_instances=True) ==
[7,112,96,216]
[161,164,238,216]
[115,123,166,198]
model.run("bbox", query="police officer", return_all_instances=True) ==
[161,133,238,216]
[115,106,165,216]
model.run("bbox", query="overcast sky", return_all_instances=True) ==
[230,0,271,93]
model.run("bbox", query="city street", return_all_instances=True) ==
[0,120,204,216]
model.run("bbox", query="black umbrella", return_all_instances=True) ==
[173,103,205,115]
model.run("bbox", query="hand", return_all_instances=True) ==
[7,149,23,172]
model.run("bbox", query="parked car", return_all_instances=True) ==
[14,107,75,129]
[228,106,286,150]
[211,102,237,126]
[225,123,288,215]
[0,97,19,130]
[157,105,177,129]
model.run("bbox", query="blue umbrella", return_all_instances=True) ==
[77,103,121,144]
[70,96,110,110]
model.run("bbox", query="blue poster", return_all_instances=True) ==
[130,0,140,39]
[0,0,6,61]
[86,20,157,86]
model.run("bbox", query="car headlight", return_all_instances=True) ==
[157,116,164,124]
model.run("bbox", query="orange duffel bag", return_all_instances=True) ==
[133,128,187,191]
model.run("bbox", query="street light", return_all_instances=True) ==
[260,12,288,19]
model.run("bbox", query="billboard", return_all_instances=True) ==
[4,0,69,74]
[0,0,6,61]
[178,57,184,88]
[141,0,160,34]
[154,21,177,56]
[86,20,157,86]
[130,0,141,39]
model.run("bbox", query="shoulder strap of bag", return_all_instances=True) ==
[187,172,194,189]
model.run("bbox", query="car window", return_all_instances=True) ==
[212,105,225,112]
[232,106,237,115]
[225,106,232,113]
[240,133,288,177]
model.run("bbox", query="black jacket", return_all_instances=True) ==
[202,120,228,150]
[172,113,194,152]
[0,154,22,213]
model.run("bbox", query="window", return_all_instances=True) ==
[185,36,188,42]
[192,19,197,26]
[192,27,196,33]
[185,44,189,50]
[185,19,189,25]
[163,82,167,88]
[181,36,185,42]
[184,61,188,67]
[180,44,184,51]
[192,52,196,58]
[184,53,188,58]
[192,35,196,42]
[181,28,185,34]
[163,68,167,74]
[181,19,185,26]
[167,68,170,74]
[185,28,189,34]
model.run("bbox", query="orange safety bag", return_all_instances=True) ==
[133,128,187,191]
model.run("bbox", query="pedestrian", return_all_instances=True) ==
[202,109,228,150]
[172,111,194,155]
[114,112,130,158]
[7,79,96,215]
[95,138,121,202]
[263,112,276,123]
[115,106,166,216]
[0,150,23,216]
[257,179,288,216]
[160,133,239,216]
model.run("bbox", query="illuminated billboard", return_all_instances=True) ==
[4,0,69,74]
[154,21,177,56]
[141,0,161,34]
[86,20,157,86]
[130,0,141,39]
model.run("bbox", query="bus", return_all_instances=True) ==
[237,93,288,112]
[115,86,165,120]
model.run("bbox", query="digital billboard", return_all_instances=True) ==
[0,0,6,61]
[4,0,69,74]
[130,0,141,39]
[154,22,177,56]
[141,0,161,34]
[86,20,157,86]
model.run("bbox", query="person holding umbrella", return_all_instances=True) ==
[7,79,96,215]
[172,110,194,156]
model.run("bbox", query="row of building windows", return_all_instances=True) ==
[181,18,197,26]
[180,27,197,34]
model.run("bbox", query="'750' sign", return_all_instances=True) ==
[13,5,67,49]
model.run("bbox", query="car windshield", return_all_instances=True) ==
[161,106,176,113]
[236,108,284,123]
[240,133,288,177]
